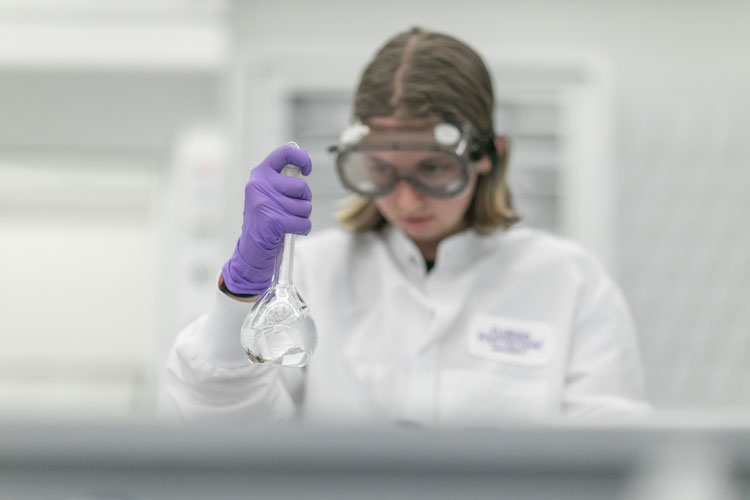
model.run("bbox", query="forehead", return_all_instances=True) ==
[367,116,438,129]
[364,116,439,143]
[359,117,456,166]
[363,117,438,147]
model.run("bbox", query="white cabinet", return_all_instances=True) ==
[0,2,225,420]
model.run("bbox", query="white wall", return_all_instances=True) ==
[0,1,225,420]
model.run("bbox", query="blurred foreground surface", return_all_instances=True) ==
[1,416,750,500]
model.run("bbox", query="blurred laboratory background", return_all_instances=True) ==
[1,0,749,423]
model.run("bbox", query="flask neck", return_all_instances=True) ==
[273,233,295,287]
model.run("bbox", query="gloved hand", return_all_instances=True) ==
[221,144,313,296]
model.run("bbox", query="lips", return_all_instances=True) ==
[401,216,432,225]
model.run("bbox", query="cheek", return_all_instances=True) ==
[373,196,394,219]
[441,177,477,217]
[441,196,472,221]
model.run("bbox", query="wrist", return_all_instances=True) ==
[218,273,260,303]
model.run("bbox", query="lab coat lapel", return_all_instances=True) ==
[400,227,504,358]
[339,245,415,419]
[339,225,505,416]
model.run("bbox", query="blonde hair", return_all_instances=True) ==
[336,27,519,233]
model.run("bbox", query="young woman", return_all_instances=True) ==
[165,28,648,426]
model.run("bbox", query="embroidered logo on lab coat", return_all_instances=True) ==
[467,314,554,366]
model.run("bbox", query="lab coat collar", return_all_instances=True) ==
[381,224,505,277]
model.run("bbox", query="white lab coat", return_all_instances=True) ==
[165,225,649,427]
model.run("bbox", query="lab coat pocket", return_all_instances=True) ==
[437,369,549,427]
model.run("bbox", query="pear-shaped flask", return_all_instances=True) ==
[240,142,318,367]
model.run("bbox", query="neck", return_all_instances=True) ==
[411,223,468,262]
[415,241,437,261]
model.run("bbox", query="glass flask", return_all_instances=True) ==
[240,142,318,367]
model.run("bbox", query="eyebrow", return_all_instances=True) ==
[370,157,396,169]
[416,155,453,167]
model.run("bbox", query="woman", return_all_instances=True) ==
[165,27,648,426]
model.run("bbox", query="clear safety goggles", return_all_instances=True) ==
[329,121,492,199]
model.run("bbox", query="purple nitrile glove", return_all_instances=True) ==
[221,144,313,296]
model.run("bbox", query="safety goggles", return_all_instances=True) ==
[329,121,493,199]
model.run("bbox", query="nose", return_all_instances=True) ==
[390,179,426,209]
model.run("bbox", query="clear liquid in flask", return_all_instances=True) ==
[241,284,317,366]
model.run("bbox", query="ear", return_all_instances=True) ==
[476,136,508,175]
[494,136,508,157]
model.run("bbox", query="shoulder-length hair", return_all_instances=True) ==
[336,27,519,234]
